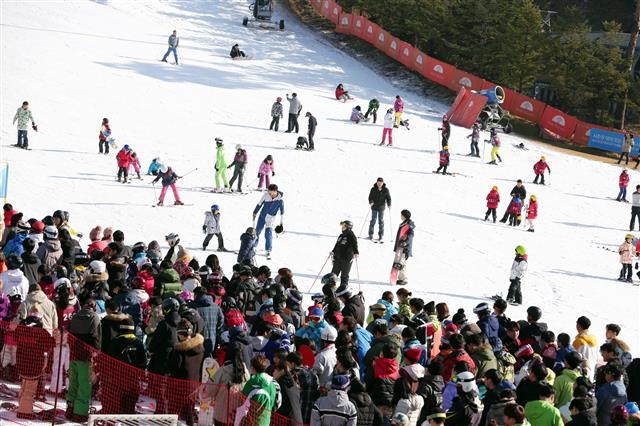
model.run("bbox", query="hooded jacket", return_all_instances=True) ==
[36,239,62,269]
[371,357,399,407]
[0,269,30,300]
[349,389,382,426]
[69,306,102,361]
[341,293,366,326]
[566,409,597,426]
[553,368,581,408]
[21,250,41,286]
[148,311,180,374]
[572,331,598,377]
[486,189,500,208]
[242,372,279,426]
[168,333,205,382]
[446,391,483,426]
[101,311,131,352]
[393,219,415,257]
[16,289,58,333]
[595,379,627,426]
[155,268,181,298]
[311,389,357,426]
[203,211,222,234]
[189,294,224,354]
[510,254,528,280]
[524,400,563,426]
[107,332,148,369]
[368,183,391,211]
[333,229,359,260]
[469,344,498,380]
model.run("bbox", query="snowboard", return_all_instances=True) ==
[390,224,410,285]
[107,137,118,150]
[197,357,219,426]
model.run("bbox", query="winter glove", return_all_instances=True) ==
[272,172,275,176]
[252,213,257,220]
[437,127,442,131]
[202,225,207,234]
[215,166,219,172]
[32,123,38,132]
[257,173,261,178]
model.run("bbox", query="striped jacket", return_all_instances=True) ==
[310,390,357,426]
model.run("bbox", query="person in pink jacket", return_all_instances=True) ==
[257,155,274,190]
[129,152,142,180]
[525,195,538,232]
[618,233,635,282]
[393,95,404,128]
[617,169,630,202]
[116,145,132,183]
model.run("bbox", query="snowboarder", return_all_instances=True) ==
[618,132,634,165]
[214,137,229,193]
[499,180,526,223]
[525,195,538,232]
[438,114,450,148]
[252,183,284,258]
[393,210,415,285]
[350,106,368,123]
[365,98,380,123]
[380,108,395,146]
[12,101,36,150]
[485,186,500,223]
[202,204,227,252]
[306,111,317,151]
[228,144,248,192]
[506,196,523,227]
[269,97,283,131]
[285,93,302,133]
[331,220,359,287]
[467,121,480,157]
[160,30,179,64]
[618,234,635,282]
[631,185,640,231]
[130,152,142,180]
[151,164,183,206]
[98,118,111,155]
[335,84,353,102]
[257,155,275,190]
[617,169,630,202]
[435,145,450,174]
[368,177,392,240]
[533,156,551,185]
[230,43,246,59]
[506,245,528,305]
[394,95,404,128]
[116,145,132,184]
[486,128,502,164]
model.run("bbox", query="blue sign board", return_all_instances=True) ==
[0,163,8,200]
[588,128,640,156]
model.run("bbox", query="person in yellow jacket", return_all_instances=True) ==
[214,137,230,193]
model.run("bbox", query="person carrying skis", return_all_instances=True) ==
[202,204,227,252]
[505,245,528,306]
[335,84,353,102]
[257,155,275,190]
[525,195,538,232]
[506,196,523,227]
[485,186,500,223]
[487,128,502,164]
[350,106,368,123]
[214,137,229,193]
[230,43,246,59]
[330,220,359,287]
[380,108,394,146]
[435,145,450,174]
[393,210,415,286]
[151,165,183,206]
[116,145,132,183]
[467,121,480,157]
[617,169,630,202]
[618,234,635,282]
[499,180,526,223]
[368,177,392,241]
[228,144,248,192]
[438,114,451,148]
[130,151,142,180]
[306,112,317,151]
[394,95,404,128]
[269,97,284,131]
[285,93,302,133]
[12,101,36,150]
[533,156,551,185]
[98,117,111,155]
[365,98,380,123]
[252,184,284,259]
[160,30,179,64]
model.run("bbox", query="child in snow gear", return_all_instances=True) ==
[285,93,302,133]
[368,177,392,240]
[618,132,634,165]
[335,84,353,102]
[392,210,415,285]
[270,97,283,131]
[147,158,162,175]
[331,220,359,286]
[306,111,317,151]
[394,95,404,128]
[214,138,230,192]
[506,196,523,226]
[129,152,142,179]
[525,195,538,232]
[203,205,226,252]
[618,234,635,282]
[506,245,528,305]
[230,43,246,58]
[631,185,640,231]
[257,155,275,190]
[228,144,248,192]
[380,108,394,146]
[252,184,284,258]
[13,101,36,150]
[500,180,526,223]
[486,128,502,164]
[435,146,450,174]
[152,165,183,206]
[365,98,380,123]
[296,136,309,150]
[161,30,179,64]
[438,114,450,148]
[350,106,369,123]
[467,121,481,157]
[238,227,257,265]
[485,186,500,222]
[98,117,111,154]
[116,145,132,183]
[617,169,630,202]
[533,156,551,185]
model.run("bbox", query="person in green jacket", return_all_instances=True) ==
[12,101,36,149]
[524,383,563,426]
[553,351,583,408]
[365,98,380,123]
[241,355,279,426]
[214,137,230,192]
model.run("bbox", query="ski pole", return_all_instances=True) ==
[151,182,158,206]
[548,172,551,187]
[355,256,361,292]
[180,167,198,179]
[388,207,394,243]
[482,136,486,161]
[309,253,332,292]
[358,207,371,238]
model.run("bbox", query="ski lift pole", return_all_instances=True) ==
[309,253,332,292]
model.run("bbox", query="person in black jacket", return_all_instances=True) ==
[348,378,384,426]
[500,180,526,223]
[306,112,317,151]
[368,177,392,241]
[331,220,359,287]
[336,286,366,327]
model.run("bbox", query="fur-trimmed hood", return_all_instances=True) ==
[174,333,204,352]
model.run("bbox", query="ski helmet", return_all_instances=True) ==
[530,195,537,202]
[340,220,353,230]
[321,273,339,286]
[161,297,180,315]
[6,255,23,270]
[211,204,220,212]
[53,210,65,221]
[387,108,393,113]
[215,137,223,145]
[540,156,545,161]
[515,245,526,255]
[626,233,634,240]
[123,144,130,151]
[160,164,168,173]
[311,293,324,304]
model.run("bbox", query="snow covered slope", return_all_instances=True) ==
[2,0,638,361]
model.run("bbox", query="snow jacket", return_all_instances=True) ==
[148,311,179,374]
[633,190,640,206]
[623,134,634,153]
[69,306,102,361]
[524,400,563,426]
[311,390,358,426]
[271,101,283,117]
[572,331,598,378]
[439,149,450,166]
[253,191,284,227]
[258,160,274,176]
[394,97,404,113]
[527,200,538,220]
[618,241,635,264]
[189,294,224,354]
[15,324,53,377]
[477,315,502,351]
[383,111,394,129]
[371,357,400,407]
[620,171,630,188]
[203,211,222,234]
[0,269,30,300]
[238,232,257,263]
[553,368,581,408]
[368,183,391,211]
[167,34,179,48]
[215,145,227,169]
[87,239,108,256]
[313,344,337,388]
[349,391,382,426]
[3,209,17,227]
[510,254,528,280]
[486,190,500,208]
[152,168,179,187]
[368,98,380,111]
[116,149,132,168]
[13,107,34,130]
[229,149,248,169]
[101,311,130,352]
[308,114,317,133]
[446,392,483,426]
[99,123,110,141]
[491,135,501,147]
[332,229,359,260]
[16,289,58,333]
[341,293,366,326]
[3,232,27,258]
[286,94,302,115]
[566,410,597,426]
[395,393,424,426]
[596,380,627,426]
[393,219,415,258]
[440,121,450,137]
[507,198,523,215]
[169,333,205,382]
[130,156,141,172]
[533,160,550,175]
[468,125,480,141]
[335,86,347,100]
[350,108,364,122]
[242,372,279,426]
[21,251,41,286]
[442,349,477,383]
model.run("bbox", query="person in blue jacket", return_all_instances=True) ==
[252,184,284,258]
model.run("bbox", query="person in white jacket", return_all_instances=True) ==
[202,204,227,252]
[572,316,599,379]
[311,374,357,426]
[312,326,338,389]
[0,255,30,301]
[380,108,395,146]
[394,364,425,426]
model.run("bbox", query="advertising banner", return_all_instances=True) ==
[422,56,455,87]
[588,128,638,155]
[336,12,352,34]
[539,106,578,141]
[502,89,546,123]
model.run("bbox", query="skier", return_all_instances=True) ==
[227,144,248,192]
[506,196,523,227]
[438,114,451,148]
[116,145,132,183]
[98,118,111,155]
[257,155,275,190]
[485,186,500,222]
[335,84,353,102]
[130,152,142,180]
[160,30,179,64]
[350,106,368,123]
[486,128,502,164]
[631,185,640,231]
[230,43,246,59]
[151,165,183,206]
[147,157,162,175]
[214,137,229,193]
[269,97,283,131]
[505,245,528,305]
[394,95,404,128]
[285,93,302,133]
[435,145,450,174]
[393,210,415,286]
[533,156,551,185]
[368,177,392,241]
[252,183,284,259]
[330,220,359,287]
[499,180,526,223]
[12,101,36,150]
[306,111,317,151]
[525,195,538,232]
[618,234,635,282]
[618,132,634,165]
[467,121,480,157]
[365,98,380,123]
[380,108,394,146]
[202,204,227,252]
[617,169,630,202]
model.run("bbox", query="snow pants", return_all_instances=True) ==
[620,263,633,280]
[506,278,522,304]
[394,112,403,127]
[17,130,29,148]
[618,151,630,165]
[287,113,299,133]
[470,139,479,156]
[331,257,353,287]
[308,130,315,150]
[491,146,500,162]
[203,232,224,250]
[229,166,245,191]
[630,206,640,231]
[117,166,129,181]
[258,173,270,189]
[255,219,273,252]
[270,116,280,131]
[533,173,545,185]
[159,183,181,203]
[436,164,448,174]
[485,208,497,222]
[508,213,521,226]
[526,218,535,230]
[50,343,70,393]
[99,139,110,154]
[617,187,628,201]
[215,169,229,190]
[397,257,409,285]
[381,128,393,145]
[67,360,92,416]
[368,208,385,239]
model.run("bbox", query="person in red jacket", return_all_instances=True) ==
[116,145,132,183]
[617,169,630,202]
[532,156,551,185]
[441,334,476,383]
[335,83,352,102]
[525,195,538,233]
[435,146,450,174]
[485,186,500,223]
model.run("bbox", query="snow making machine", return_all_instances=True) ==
[477,86,513,134]
[242,0,285,30]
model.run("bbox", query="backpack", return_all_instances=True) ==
[495,350,516,383]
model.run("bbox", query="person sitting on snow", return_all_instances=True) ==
[350,106,368,124]
[335,84,353,102]
[230,43,246,59]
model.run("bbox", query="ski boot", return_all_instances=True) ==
[484,215,489,221]
[217,247,229,252]
[174,200,184,205]
[157,201,163,206]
